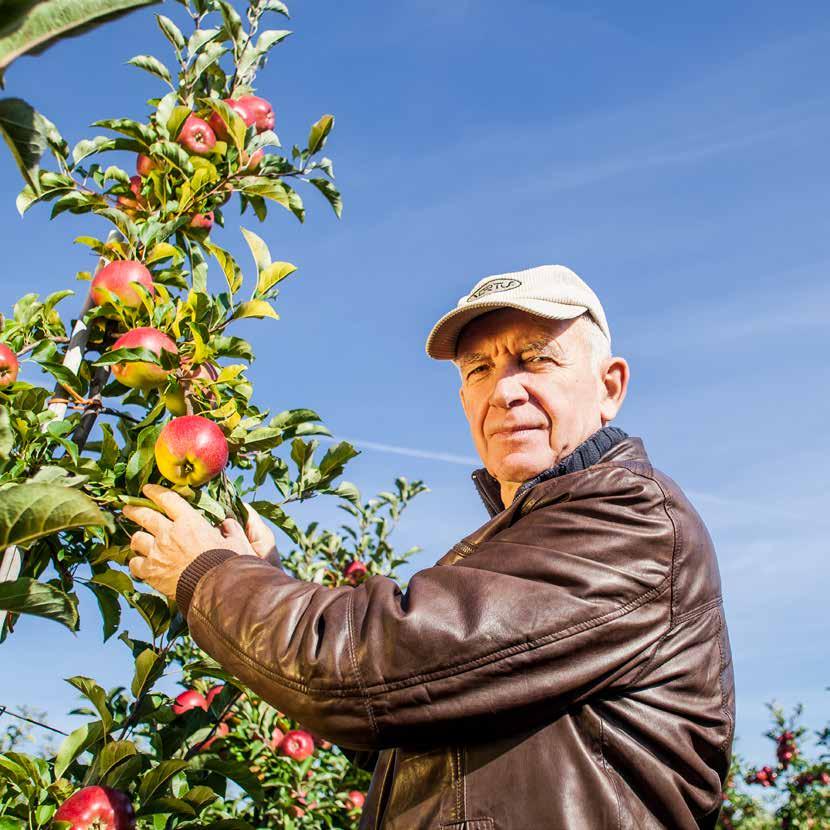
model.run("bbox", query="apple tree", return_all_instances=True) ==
[0,1,428,827]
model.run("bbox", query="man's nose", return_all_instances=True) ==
[488,368,530,408]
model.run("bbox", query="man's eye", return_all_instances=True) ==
[467,366,485,378]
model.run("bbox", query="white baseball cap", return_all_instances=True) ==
[424,264,611,360]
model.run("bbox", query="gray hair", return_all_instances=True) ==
[574,311,612,376]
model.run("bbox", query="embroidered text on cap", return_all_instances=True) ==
[467,278,522,301]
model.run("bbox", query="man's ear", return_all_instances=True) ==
[599,355,629,424]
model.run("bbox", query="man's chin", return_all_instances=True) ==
[489,449,555,484]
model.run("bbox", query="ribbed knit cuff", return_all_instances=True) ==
[176,548,238,619]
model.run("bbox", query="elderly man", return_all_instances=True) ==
[124,265,735,829]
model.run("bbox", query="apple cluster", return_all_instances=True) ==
[87,258,230,487]
[117,94,274,232]
[776,729,798,769]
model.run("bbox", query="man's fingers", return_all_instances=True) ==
[142,483,199,522]
[129,554,147,581]
[130,530,155,556]
[220,518,246,542]
[123,505,173,536]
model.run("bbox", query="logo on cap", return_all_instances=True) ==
[467,278,522,302]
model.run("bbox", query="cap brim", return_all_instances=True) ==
[425,299,589,361]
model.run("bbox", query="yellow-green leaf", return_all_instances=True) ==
[231,300,279,321]
[256,261,296,295]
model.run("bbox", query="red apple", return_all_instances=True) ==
[240,148,264,172]
[154,414,229,487]
[177,114,217,156]
[343,560,368,585]
[345,790,365,810]
[269,726,285,750]
[237,95,275,132]
[109,327,178,390]
[205,684,224,707]
[279,729,315,761]
[172,689,208,715]
[90,260,155,308]
[208,98,256,140]
[136,154,158,176]
[199,720,230,751]
[53,785,136,830]
[189,211,214,231]
[163,361,219,416]
[0,343,19,388]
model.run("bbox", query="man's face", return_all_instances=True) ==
[456,308,628,499]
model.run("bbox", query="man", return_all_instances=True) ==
[124,264,735,829]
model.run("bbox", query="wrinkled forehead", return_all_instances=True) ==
[454,308,574,362]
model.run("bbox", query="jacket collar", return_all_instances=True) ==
[471,425,631,518]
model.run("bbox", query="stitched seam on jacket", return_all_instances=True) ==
[673,595,722,626]
[599,715,622,830]
[346,590,379,737]
[458,745,467,821]
[625,597,723,689]
[188,574,672,698]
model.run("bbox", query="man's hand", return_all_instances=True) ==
[122,483,274,600]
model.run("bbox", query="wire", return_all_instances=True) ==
[0,705,69,737]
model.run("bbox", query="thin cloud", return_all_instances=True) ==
[320,434,480,466]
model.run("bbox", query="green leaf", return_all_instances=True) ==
[318,441,359,479]
[307,114,334,155]
[92,117,155,146]
[239,226,270,273]
[216,0,243,43]
[255,28,291,52]
[262,0,290,15]
[186,27,220,57]
[0,0,160,84]
[127,53,172,86]
[0,483,107,548]
[203,241,242,295]
[138,759,191,803]
[138,797,196,817]
[99,422,121,468]
[230,300,279,321]
[66,676,113,734]
[256,261,296,296]
[188,756,264,803]
[148,139,194,175]
[248,500,299,545]
[54,720,105,778]
[0,816,27,829]
[200,98,246,152]
[307,176,342,218]
[85,581,121,641]
[87,739,138,785]
[0,577,79,630]
[0,97,48,193]
[70,134,142,165]
[156,14,185,52]
[127,591,171,638]
[125,423,162,496]
[131,647,163,698]
[0,406,13,461]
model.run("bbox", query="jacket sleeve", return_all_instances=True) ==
[178,471,674,751]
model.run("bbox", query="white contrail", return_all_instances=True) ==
[318,434,480,466]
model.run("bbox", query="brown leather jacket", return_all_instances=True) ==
[176,434,735,829]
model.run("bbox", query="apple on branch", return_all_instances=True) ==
[53,785,136,830]
[90,260,155,308]
[172,688,208,715]
[177,114,217,156]
[0,343,19,387]
[154,414,229,487]
[237,95,275,132]
[109,327,178,391]
[136,153,159,176]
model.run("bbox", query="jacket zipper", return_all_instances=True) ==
[471,470,501,516]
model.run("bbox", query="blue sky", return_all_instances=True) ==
[0,0,828,782]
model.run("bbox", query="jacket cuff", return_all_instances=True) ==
[176,548,238,618]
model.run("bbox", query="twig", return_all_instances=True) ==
[0,705,69,737]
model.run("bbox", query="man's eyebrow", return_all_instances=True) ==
[456,337,565,368]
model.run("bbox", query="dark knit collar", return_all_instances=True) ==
[471,425,630,517]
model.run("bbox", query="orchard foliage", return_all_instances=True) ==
[717,698,830,830]
[0,1,425,827]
